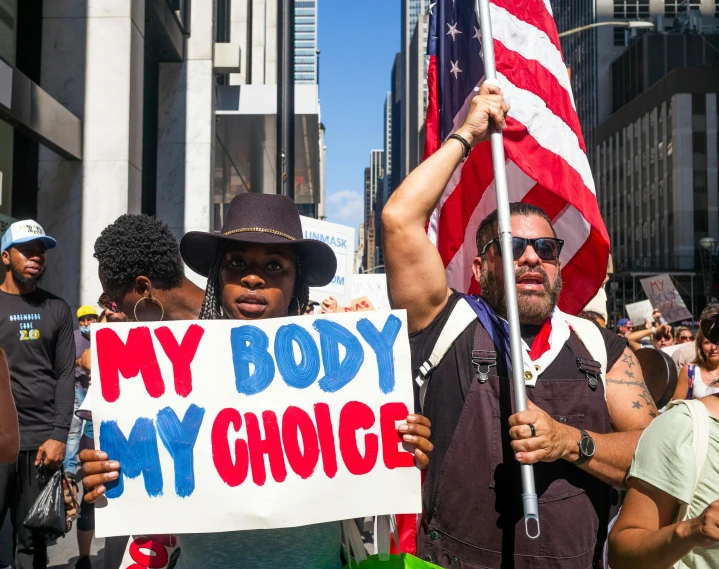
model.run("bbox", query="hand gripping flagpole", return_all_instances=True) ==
[475,0,540,539]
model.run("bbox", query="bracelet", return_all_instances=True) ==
[447,133,472,161]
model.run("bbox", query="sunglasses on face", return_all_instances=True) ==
[481,237,564,262]
[680,335,694,341]
[98,284,127,313]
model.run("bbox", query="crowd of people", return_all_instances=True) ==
[0,85,717,569]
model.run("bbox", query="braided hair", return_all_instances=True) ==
[199,243,310,320]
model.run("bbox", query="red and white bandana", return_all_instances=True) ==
[519,309,570,387]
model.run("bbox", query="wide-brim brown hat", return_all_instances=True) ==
[180,193,337,287]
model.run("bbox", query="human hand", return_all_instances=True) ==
[399,414,433,470]
[76,358,83,368]
[684,500,719,548]
[35,439,66,469]
[320,296,339,314]
[455,83,509,148]
[508,400,575,464]
[80,449,120,503]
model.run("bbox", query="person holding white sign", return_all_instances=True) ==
[80,193,434,569]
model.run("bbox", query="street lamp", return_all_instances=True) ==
[558,20,654,38]
[364,264,385,274]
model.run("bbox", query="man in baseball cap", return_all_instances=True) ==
[617,318,634,337]
[0,219,75,568]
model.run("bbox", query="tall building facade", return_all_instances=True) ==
[596,34,719,271]
[550,0,719,171]
[400,0,429,180]
[363,149,384,272]
[0,0,323,310]
[294,0,318,85]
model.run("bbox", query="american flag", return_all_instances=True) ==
[424,0,610,315]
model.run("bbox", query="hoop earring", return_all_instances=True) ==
[289,297,301,316]
[134,296,165,322]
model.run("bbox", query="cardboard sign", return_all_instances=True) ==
[639,274,692,324]
[91,313,420,537]
[343,297,375,313]
[301,217,355,305]
[352,274,390,311]
[625,300,654,327]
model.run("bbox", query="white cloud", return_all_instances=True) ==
[326,190,364,231]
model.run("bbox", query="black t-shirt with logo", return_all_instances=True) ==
[0,288,76,450]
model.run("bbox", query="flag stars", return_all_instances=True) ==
[450,60,462,79]
[446,22,462,41]
[473,26,482,42]
[428,2,436,16]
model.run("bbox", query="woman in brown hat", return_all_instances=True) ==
[80,193,433,569]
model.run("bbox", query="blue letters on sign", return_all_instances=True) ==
[230,326,276,395]
[275,324,320,389]
[156,404,206,498]
[357,315,402,394]
[313,320,364,393]
[100,418,163,499]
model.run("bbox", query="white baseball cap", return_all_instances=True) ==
[1,220,58,253]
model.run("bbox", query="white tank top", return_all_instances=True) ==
[689,364,719,398]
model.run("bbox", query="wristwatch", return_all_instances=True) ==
[575,428,595,466]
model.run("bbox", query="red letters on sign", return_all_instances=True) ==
[380,402,415,469]
[96,327,165,403]
[128,536,168,569]
[338,401,379,476]
[314,403,338,479]
[212,408,249,487]
[154,324,204,397]
[245,411,288,486]
[282,406,320,479]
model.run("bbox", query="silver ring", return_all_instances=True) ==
[528,424,536,438]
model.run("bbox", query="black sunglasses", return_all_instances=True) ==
[481,237,564,261]
[98,284,127,313]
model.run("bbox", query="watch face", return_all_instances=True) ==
[580,435,596,458]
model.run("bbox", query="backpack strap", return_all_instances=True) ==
[667,399,711,524]
[415,298,478,411]
[687,364,696,400]
[563,314,608,399]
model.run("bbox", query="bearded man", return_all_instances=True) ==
[0,220,75,569]
[382,84,657,568]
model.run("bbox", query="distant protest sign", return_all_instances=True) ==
[342,297,375,313]
[301,217,355,305]
[639,273,692,324]
[625,300,653,326]
[91,313,420,537]
[352,274,390,311]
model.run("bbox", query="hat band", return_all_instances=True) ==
[223,227,297,241]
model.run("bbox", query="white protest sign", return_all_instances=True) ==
[352,274,390,311]
[91,312,420,537]
[625,300,654,326]
[639,273,692,324]
[301,217,355,305]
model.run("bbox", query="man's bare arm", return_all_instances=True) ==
[510,348,656,487]
[382,84,508,333]
[571,348,656,486]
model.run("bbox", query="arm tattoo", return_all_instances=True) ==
[607,365,658,418]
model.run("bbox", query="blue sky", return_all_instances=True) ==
[318,1,399,233]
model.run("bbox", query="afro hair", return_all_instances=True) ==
[94,214,184,289]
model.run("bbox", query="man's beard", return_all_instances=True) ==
[480,265,563,324]
[10,265,44,288]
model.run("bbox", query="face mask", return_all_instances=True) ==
[80,325,91,334]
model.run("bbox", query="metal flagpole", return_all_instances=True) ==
[475,0,540,539]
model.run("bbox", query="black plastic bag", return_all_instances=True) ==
[23,466,67,542]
